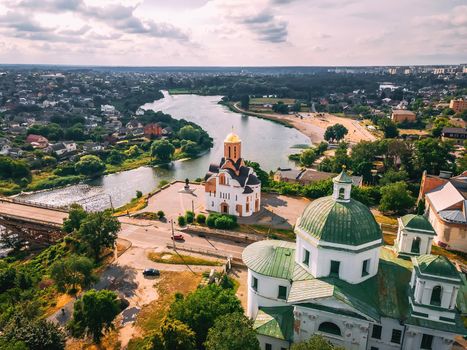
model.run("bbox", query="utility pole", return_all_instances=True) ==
[171,219,175,250]
[191,200,194,214]
[108,194,114,212]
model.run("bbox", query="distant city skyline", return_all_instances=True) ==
[0,0,466,66]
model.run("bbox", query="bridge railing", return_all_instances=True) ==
[0,212,64,228]
[0,198,69,212]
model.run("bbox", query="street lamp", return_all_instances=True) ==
[370,169,377,186]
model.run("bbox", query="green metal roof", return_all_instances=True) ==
[242,240,313,281]
[413,255,462,282]
[296,196,382,246]
[254,306,294,341]
[333,169,353,184]
[401,214,435,235]
[405,314,467,335]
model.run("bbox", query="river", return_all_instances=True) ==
[17,92,310,210]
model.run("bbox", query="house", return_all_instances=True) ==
[144,123,163,138]
[83,142,104,152]
[0,138,11,155]
[449,99,466,113]
[391,110,417,123]
[243,171,466,350]
[63,141,77,153]
[49,143,67,156]
[26,134,49,149]
[126,120,143,130]
[204,132,261,217]
[130,127,144,137]
[418,171,467,252]
[441,127,467,144]
[8,147,23,158]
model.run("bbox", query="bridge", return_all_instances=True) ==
[0,199,69,247]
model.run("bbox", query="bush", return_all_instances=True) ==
[185,211,195,224]
[196,214,206,224]
[206,213,238,230]
[157,210,165,219]
[178,216,186,227]
[136,190,143,198]
[206,214,217,228]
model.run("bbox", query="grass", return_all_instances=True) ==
[105,154,152,174]
[147,251,222,266]
[250,97,296,105]
[238,224,295,240]
[113,195,148,216]
[128,271,202,350]
[168,88,202,95]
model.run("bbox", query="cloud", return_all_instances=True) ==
[15,0,82,11]
[414,5,467,28]
[242,10,288,43]
[0,12,52,33]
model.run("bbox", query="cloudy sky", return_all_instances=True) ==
[0,0,466,66]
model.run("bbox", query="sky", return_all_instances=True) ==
[0,0,466,66]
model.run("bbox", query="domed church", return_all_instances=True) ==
[243,170,466,350]
[204,132,261,217]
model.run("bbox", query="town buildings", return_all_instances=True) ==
[391,110,417,123]
[204,132,261,217]
[418,171,467,253]
[243,171,466,350]
[449,99,467,113]
[441,127,467,144]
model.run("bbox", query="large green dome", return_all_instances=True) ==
[296,196,382,246]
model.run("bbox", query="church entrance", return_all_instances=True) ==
[221,203,229,214]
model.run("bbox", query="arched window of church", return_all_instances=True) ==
[411,237,421,254]
[318,322,341,336]
[430,285,442,306]
[219,174,226,185]
[339,187,345,199]
[234,146,237,159]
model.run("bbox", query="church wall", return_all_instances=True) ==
[367,317,405,350]
[257,335,290,350]
[402,325,456,350]
[247,269,291,318]
[293,304,370,350]
[396,227,432,255]
[426,204,467,253]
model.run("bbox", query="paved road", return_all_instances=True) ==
[0,201,68,224]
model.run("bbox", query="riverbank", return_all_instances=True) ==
[229,102,377,144]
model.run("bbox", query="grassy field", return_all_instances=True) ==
[127,271,202,350]
[168,88,202,95]
[105,154,152,174]
[113,195,148,216]
[147,251,222,266]
[250,97,296,105]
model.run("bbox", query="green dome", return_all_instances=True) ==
[296,196,382,246]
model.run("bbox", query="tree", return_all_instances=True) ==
[379,181,415,214]
[377,118,399,138]
[324,124,348,143]
[291,335,344,350]
[379,169,409,186]
[413,138,455,176]
[205,312,259,350]
[168,284,243,348]
[63,204,88,233]
[106,149,126,165]
[245,160,269,187]
[50,255,95,293]
[145,318,196,350]
[151,139,175,163]
[75,155,105,178]
[300,149,318,167]
[272,101,289,114]
[240,95,250,110]
[68,289,121,343]
[2,316,65,350]
[179,125,201,142]
[77,211,121,260]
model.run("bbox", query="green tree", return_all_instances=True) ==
[68,289,121,343]
[2,316,65,350]
[205,312,259,350]
[168,284,243,348]
[77,211,121,260]
[272,101,289,114]
[378,118,399,138]
[300,149,318,167]
[107,149,126,165]
[145,318,196,350]
[75,155,105,178]
[151,139,175,163]
[240,95,250,110]
[181,140,199,157]
[379,169,409,186]
[50,255,95,293]
[63,204,88,233]
[291,335,344,350]
[179,125,201,142]
[245,160,269,187]
[324,124,348,142]
[413,138,455,175]
[379,181,415,214]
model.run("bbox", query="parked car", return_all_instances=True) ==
[143,268,160,276]
[171,234,184,241]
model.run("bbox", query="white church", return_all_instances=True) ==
[204,132,261,217]
[243,170,466,350]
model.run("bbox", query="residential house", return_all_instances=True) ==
[26,134,49,149]
[144,123,163,138]
[449,99,466,113]
[391,110,417,123]
[441,127,467,144]
[83,142,104,152]
[419,171,467,253]
[126,120,143,130]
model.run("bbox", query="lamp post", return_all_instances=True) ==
[171,218,175,250]
[370,169,377,186]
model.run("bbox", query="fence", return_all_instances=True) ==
[1,197,69,212]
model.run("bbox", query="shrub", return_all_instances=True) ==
[196,214,206,224]
[185,211,195,224]
[157,210,165,219]
[136,190,143,198]
[206,214,217,228]
[178,216,186,227]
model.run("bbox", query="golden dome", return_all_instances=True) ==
[224,132,241,143]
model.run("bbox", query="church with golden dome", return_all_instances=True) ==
[204,132,261,217]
